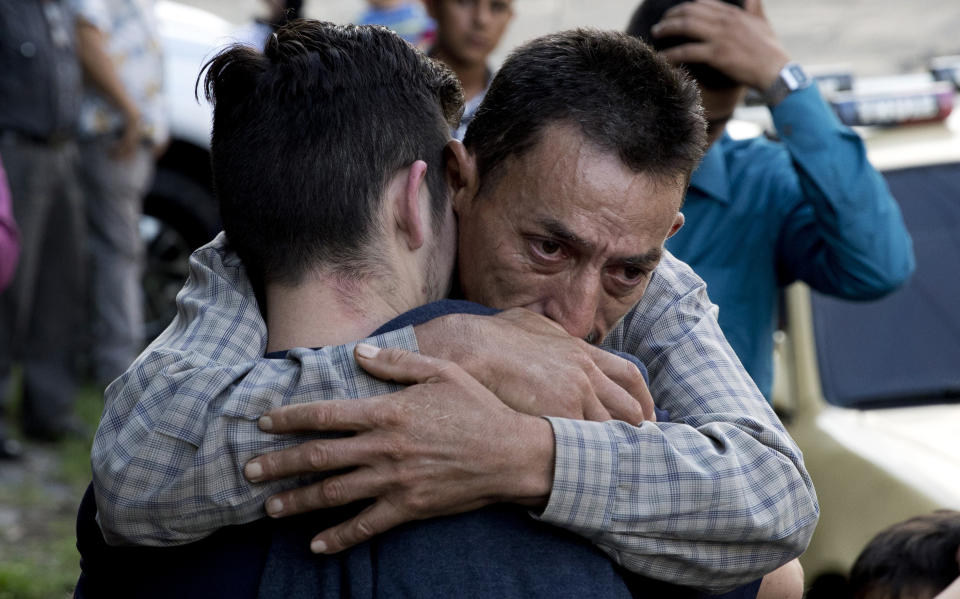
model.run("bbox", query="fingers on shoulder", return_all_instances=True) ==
[356,344,465,384]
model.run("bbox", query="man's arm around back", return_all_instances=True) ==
[93,237,818,592]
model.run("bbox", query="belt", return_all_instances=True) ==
[0,129,76,148]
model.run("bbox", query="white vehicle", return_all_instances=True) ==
[745,76,960,590]
[142,1,235,339]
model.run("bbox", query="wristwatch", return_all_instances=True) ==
[762,62,811,107]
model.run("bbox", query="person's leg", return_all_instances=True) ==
[18,141,85,439]
[81,139,152,384]
[0,136,62,450]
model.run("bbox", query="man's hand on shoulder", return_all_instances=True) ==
[243,345,555,554]
[414,308,656,424]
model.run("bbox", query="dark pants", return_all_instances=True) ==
[79,137,154,384]
[0,133,84,437]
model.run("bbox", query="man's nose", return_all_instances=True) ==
[544,280,604,342]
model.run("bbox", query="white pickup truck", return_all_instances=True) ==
[142,1,234,339]
[738,74,960,590]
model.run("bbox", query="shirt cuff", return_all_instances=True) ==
[770,84,846,148]
[534,417,620,535]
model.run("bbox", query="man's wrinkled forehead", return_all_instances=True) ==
[466,123,684,247]
[473,124,687,214]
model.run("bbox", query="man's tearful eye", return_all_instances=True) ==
[530,238,565,261]
[622,265,644,282]
[610,265,647,288]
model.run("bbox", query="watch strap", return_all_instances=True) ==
[762,62,811,107]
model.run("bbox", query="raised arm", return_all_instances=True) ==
[652,0,914,297]
[771,83,915,297]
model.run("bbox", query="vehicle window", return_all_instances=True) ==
[811,161,960,408]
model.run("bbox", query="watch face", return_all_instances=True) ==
[784,64,809,90]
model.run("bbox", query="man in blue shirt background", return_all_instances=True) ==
[628,0,915,399]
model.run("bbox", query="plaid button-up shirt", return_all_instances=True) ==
[92,233,818,592]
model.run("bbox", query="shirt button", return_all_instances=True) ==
[20,42,37,58]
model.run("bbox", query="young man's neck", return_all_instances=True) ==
[264,273,413,353]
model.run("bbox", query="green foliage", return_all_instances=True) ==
[0,531,78,599]
[0,384,103,598]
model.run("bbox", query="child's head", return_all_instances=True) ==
[425,0,514,67]
[850,511,960,599]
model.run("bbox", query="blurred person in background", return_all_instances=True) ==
[74,0,169,386]
[234,0,304,50]
[425,0,513,139]
[849,511,960,599]
[356,0,436,49]
[628,0,915,401]
[0,158,19,293]
[0,0,85,458]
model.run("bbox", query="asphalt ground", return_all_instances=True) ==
[177,0,960,78]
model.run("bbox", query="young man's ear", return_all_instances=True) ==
[667,212,685,239]
[395,159,429,251]
[444,139,478,215]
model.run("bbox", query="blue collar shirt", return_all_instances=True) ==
[666,85,915,398]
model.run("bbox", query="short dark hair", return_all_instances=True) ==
[849,511,960,599]
[463,28,705,191]
[202,20,463,287]
[626,0,744,90]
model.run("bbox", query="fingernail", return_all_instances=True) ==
[356,343,380,359]
[311,539,328,553]
[258,415,273,431]
[245,461,263,481]
[266,498,284,516]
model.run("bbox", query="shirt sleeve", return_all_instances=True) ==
[770,84,915,298]
[91,233,418,546]
[70,0,111,31]
[536,253,820,593]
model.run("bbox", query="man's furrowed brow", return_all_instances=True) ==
[538,218,596,253]
[621,247,662,271]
